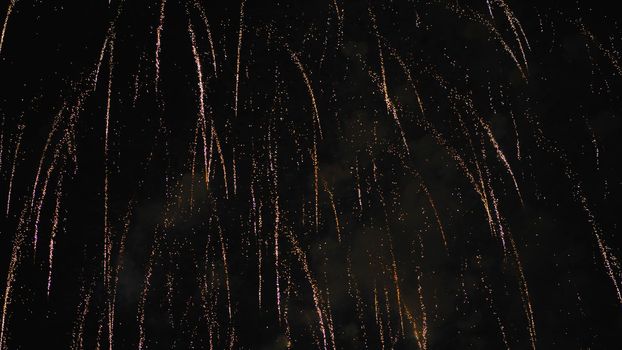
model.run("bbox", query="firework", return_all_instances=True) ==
[0,1,621,349]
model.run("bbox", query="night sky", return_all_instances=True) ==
[1,0,622,349]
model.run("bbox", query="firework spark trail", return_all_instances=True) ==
[379,49,450,249]
[0,0,15,55]
[205,262,218,350]
[268,127,282,322]
[189,122,199,210]
[30,108,63,210]
[382,286,394,345]
[527,112,622,306]
[510,111,521,160]
[486,171,509,249]
[346,254,369,349]
[283,274,293,349]
[289,51,323,140]
[188,20,212,192]
[486,0,494,18]
[0,206,28,350]
[188,22,229,199]
[372,283,386,350]
[470,141,500,240]
[321,270,337,350]
[478,100,526,213]
[71,283,93,350]
[61,108,78,174]
[208,257,222,347]
[577,23,622,77]
[232,147,237,195]
[401,264,428,350]
[414,75,501,242]
[103,38,115,350]
[576,186,622,304]
[478,116,524,205]
[132,67,140,107]
[154,0,166,93]
[370,8,410,155]
[491,0,531,73]
[367,150,405,342]
[446,1,528,80]
[583,116,600,172]
[331,0,343,47]
[32,134,65,256]
[164,272,174,328]
[478,118,525,200]
[285,228,329,350]
[388,47,426,118]
[46,168,64,296]
[233,0,245,117]
[95,311,105,349]
[198,233,215,350]
[214,219,235,347]
[354,157,363,217]
[418,182,448,250]
[103,37,114,279]
[5,121,23,217]
[402,303,425,350]
[322,180,341,242]
[476,255,510,350]
[379,137,449,250]
[419,107,482,194]
[1,1,622,348]
[276,56,321,230]
[504,1,531,68]
[211,125,229,199]
[388,242,405,338]
[192,0,218,77]
[107,202,133,350]
[137,230,160,350]
[319,14,332,69]
[0,115,4,175]
[94,37,110,90]
[312,134,319,232]
[507,233,537,350]
[250,156,263,308]
[417,238,428,349]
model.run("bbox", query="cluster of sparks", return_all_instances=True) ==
[1,0,622,349]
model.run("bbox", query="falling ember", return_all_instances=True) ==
[0,115,4,175]
[322,180,341,243]
[154,0,166,93]
[46,171,63,297]
[192,0,218,78]
[5,121,23,217]
[0,0,15,55]
[233,0,245,118]
[1,1,622,349]
[188,20,212,193]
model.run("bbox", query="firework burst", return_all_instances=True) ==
[1,0,622,349]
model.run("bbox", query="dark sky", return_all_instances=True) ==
[1,0,622,349]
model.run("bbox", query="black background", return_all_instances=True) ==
[1,0,622,348]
